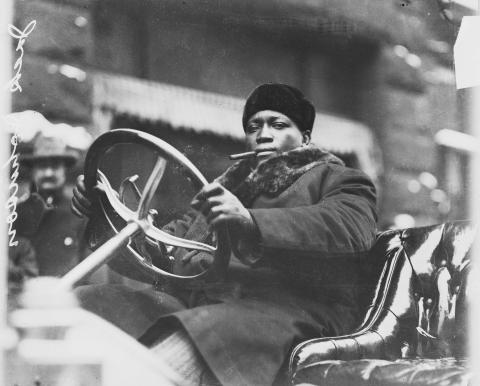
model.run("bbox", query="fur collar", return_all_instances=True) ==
[216,145,344,206]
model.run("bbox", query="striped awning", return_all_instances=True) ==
[92,72,382,180]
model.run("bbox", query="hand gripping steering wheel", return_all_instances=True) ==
[60,129,230,288]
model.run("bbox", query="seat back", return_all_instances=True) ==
[400,221,473,357]
[358,221,474,358]
[290,221,474,381]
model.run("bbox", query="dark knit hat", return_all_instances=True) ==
[242,83,315,133]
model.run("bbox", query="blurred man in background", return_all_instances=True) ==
[18,132,87,277]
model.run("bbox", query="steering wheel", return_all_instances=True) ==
[81,128,231,286]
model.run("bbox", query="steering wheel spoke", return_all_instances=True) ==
[97,170,140,224]
[137,157,168,219]
[144,227,216,253]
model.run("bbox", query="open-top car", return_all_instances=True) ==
[7,129,473,386]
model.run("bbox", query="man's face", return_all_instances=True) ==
[32,159,67,193]
[244,110,305,160]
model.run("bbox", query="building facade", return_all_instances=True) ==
[12,0,468,228]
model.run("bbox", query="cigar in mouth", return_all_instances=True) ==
[229,147,277,160]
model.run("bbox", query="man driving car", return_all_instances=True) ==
[72,83,378,386]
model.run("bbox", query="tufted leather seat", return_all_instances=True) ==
[289,221,475,386]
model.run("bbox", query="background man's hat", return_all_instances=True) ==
[21,133,79,167]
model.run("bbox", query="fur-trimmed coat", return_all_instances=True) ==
[78,145,378,386]
[167,145,377,275]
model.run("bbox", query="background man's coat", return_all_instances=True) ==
[17,192,87,276]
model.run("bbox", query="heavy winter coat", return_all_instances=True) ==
[79,145,378,386]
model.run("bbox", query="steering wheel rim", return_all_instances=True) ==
[84,128,231,285]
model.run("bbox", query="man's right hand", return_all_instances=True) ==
[71,175,93,218]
